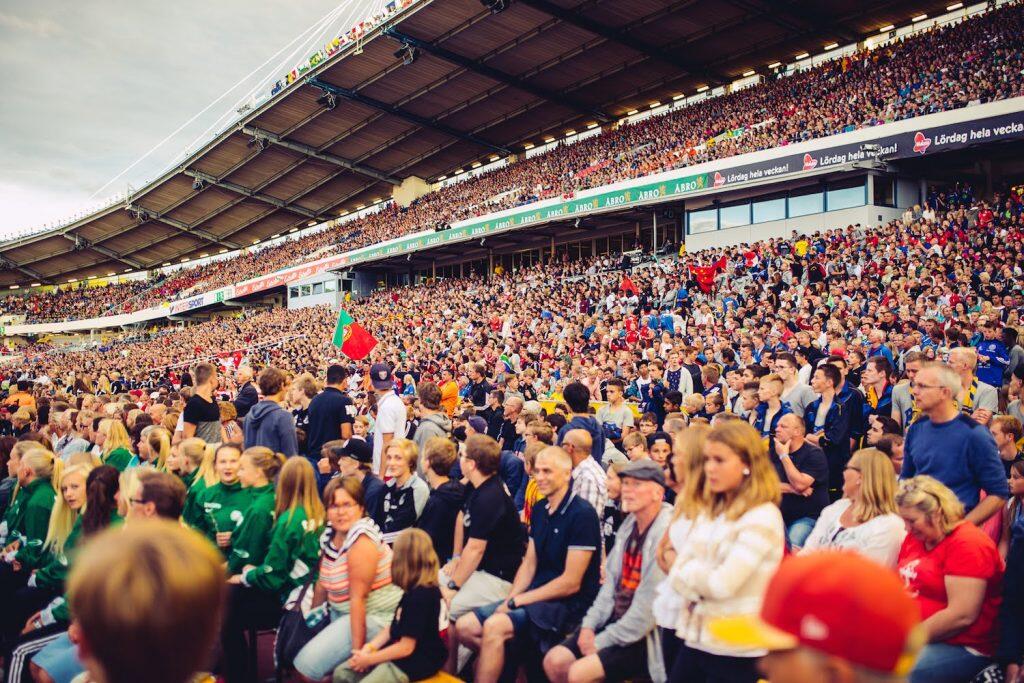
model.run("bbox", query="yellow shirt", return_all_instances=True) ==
[795,240,809,257]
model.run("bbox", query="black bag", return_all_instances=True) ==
[274,583,327,671]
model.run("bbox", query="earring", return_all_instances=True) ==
[743,468,751,476]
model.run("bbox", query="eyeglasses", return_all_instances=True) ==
[129,497,147,505]
[909,381,944,391]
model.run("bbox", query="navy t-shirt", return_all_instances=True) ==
[387,585,446,680]
[527,492,601,628]
[305,387,354,460]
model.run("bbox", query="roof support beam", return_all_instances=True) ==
[517,0,731,85]
[184,170,320,220]
[241,126,401,185]
[383,29,613,123]
[125,204,242,251]
[306,77,513,156]
[0,256,48,284]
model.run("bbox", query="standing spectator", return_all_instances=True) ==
[241,367,298,457]
[416,437,465,564]
[596,378,636,444]
[772,413,829,549]
[897,476,1004,683]
[411,382,452,465]
[804,364,851,500]
[183,362,222,444]
[802,448,906,567]
[64,520,226,683]
[902,362,1008,525]
[976,321,1010,388]
[991,415,1024,477]
[370,364,406,477]
[439,368,460,417]
[459,446,601,682]
[543,459,673,683]
[663,421,784,683]
[709,552,923,683]
[467,364,493,409]
[776,353,815,419]
[892,352,926,430]
[558,382,606,465]
[232,367,259,419]
[305,364,355,467]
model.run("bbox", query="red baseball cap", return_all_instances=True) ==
[709,551,923,675]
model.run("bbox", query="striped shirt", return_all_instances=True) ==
[319,518,401,614]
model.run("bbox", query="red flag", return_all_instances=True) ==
[619,274,638,295]
[689,264,717,293]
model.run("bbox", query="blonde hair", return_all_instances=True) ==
[849,448,899,523]
[45,463,93,555]
[275,457,325,528]
[100,419,132,457]
[386,438,419,472]
[67,520,226,683]
[180,438,217,487]
[673,424,711,521]
[391,528,440,591]
[705,421,781,520]
[896,476,965,534]
[146,427,172,471]
[241,446,286,482]
[119,469,141,518]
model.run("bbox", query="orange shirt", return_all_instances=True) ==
[440,380,459,417]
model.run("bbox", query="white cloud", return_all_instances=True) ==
[0,12,63,38]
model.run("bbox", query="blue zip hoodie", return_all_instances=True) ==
[242,400,299,457]
[558,414,606,466]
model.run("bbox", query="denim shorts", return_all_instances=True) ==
[472,600,530,637]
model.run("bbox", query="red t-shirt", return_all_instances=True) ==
[897,523,1004,655]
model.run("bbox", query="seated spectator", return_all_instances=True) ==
[416,437,465,565]
[457,446,601,682]
[65,519,226,683]
[562,428,608,516]
[294,477,403,682]
[544,459,673,683]
[243,367,299,457]
[771,413,829,549]
[991,414,1024,476]
[622,431,648,461]
[876,434,905,475]
[330,439,385,525]
[333,528,448,683]
[380,438,430,544]
[709,552,924,683]
[441,435,525,671]
[221,457,324,683]
[601,461,627,554]
[663,421,783,683]
[802,448,906,567]
[897,476,1005,683]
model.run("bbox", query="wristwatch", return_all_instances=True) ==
[447,579,460,591]
[506,597,517,610]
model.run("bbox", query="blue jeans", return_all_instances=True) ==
[909,643,990,683]
[786,517,817,549]
[293,609,393,681]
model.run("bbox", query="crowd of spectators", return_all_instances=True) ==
[0,178,1023,681]
[3,2,1023,324]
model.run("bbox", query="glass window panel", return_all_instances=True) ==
[688,208,717,234]
[752,197,786,223]
[788,188,823,217]
[719,203,751,229]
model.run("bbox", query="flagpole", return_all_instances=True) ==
[653,211,658,263]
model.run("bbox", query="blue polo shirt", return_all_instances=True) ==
[527,491,601,628]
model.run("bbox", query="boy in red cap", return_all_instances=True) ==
[710,551,924,682]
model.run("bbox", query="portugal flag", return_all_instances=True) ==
[332,309,378,360]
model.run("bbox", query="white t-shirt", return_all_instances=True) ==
[372,392,407,475]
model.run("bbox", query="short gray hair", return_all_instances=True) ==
[920,362,960,396]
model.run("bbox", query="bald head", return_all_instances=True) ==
[778,413,805,435]
[536,446,573,472]
[562,428,593,465]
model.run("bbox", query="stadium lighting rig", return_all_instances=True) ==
[316,91,338,110]
[393,43,419,66]
[480,0,509,13]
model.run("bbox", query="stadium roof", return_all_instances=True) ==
[0,0,954,288]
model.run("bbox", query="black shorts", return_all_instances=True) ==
[559,627,648,681]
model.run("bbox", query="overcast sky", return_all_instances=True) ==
[0,0,352,238]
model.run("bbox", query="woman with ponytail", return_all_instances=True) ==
[227,447,285,577]
[1,462,91,648]
[9,466,122,683]
[96,419,133,472]
[145,426,172,471]
[177,438,215,529]
[221,457,325,683]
